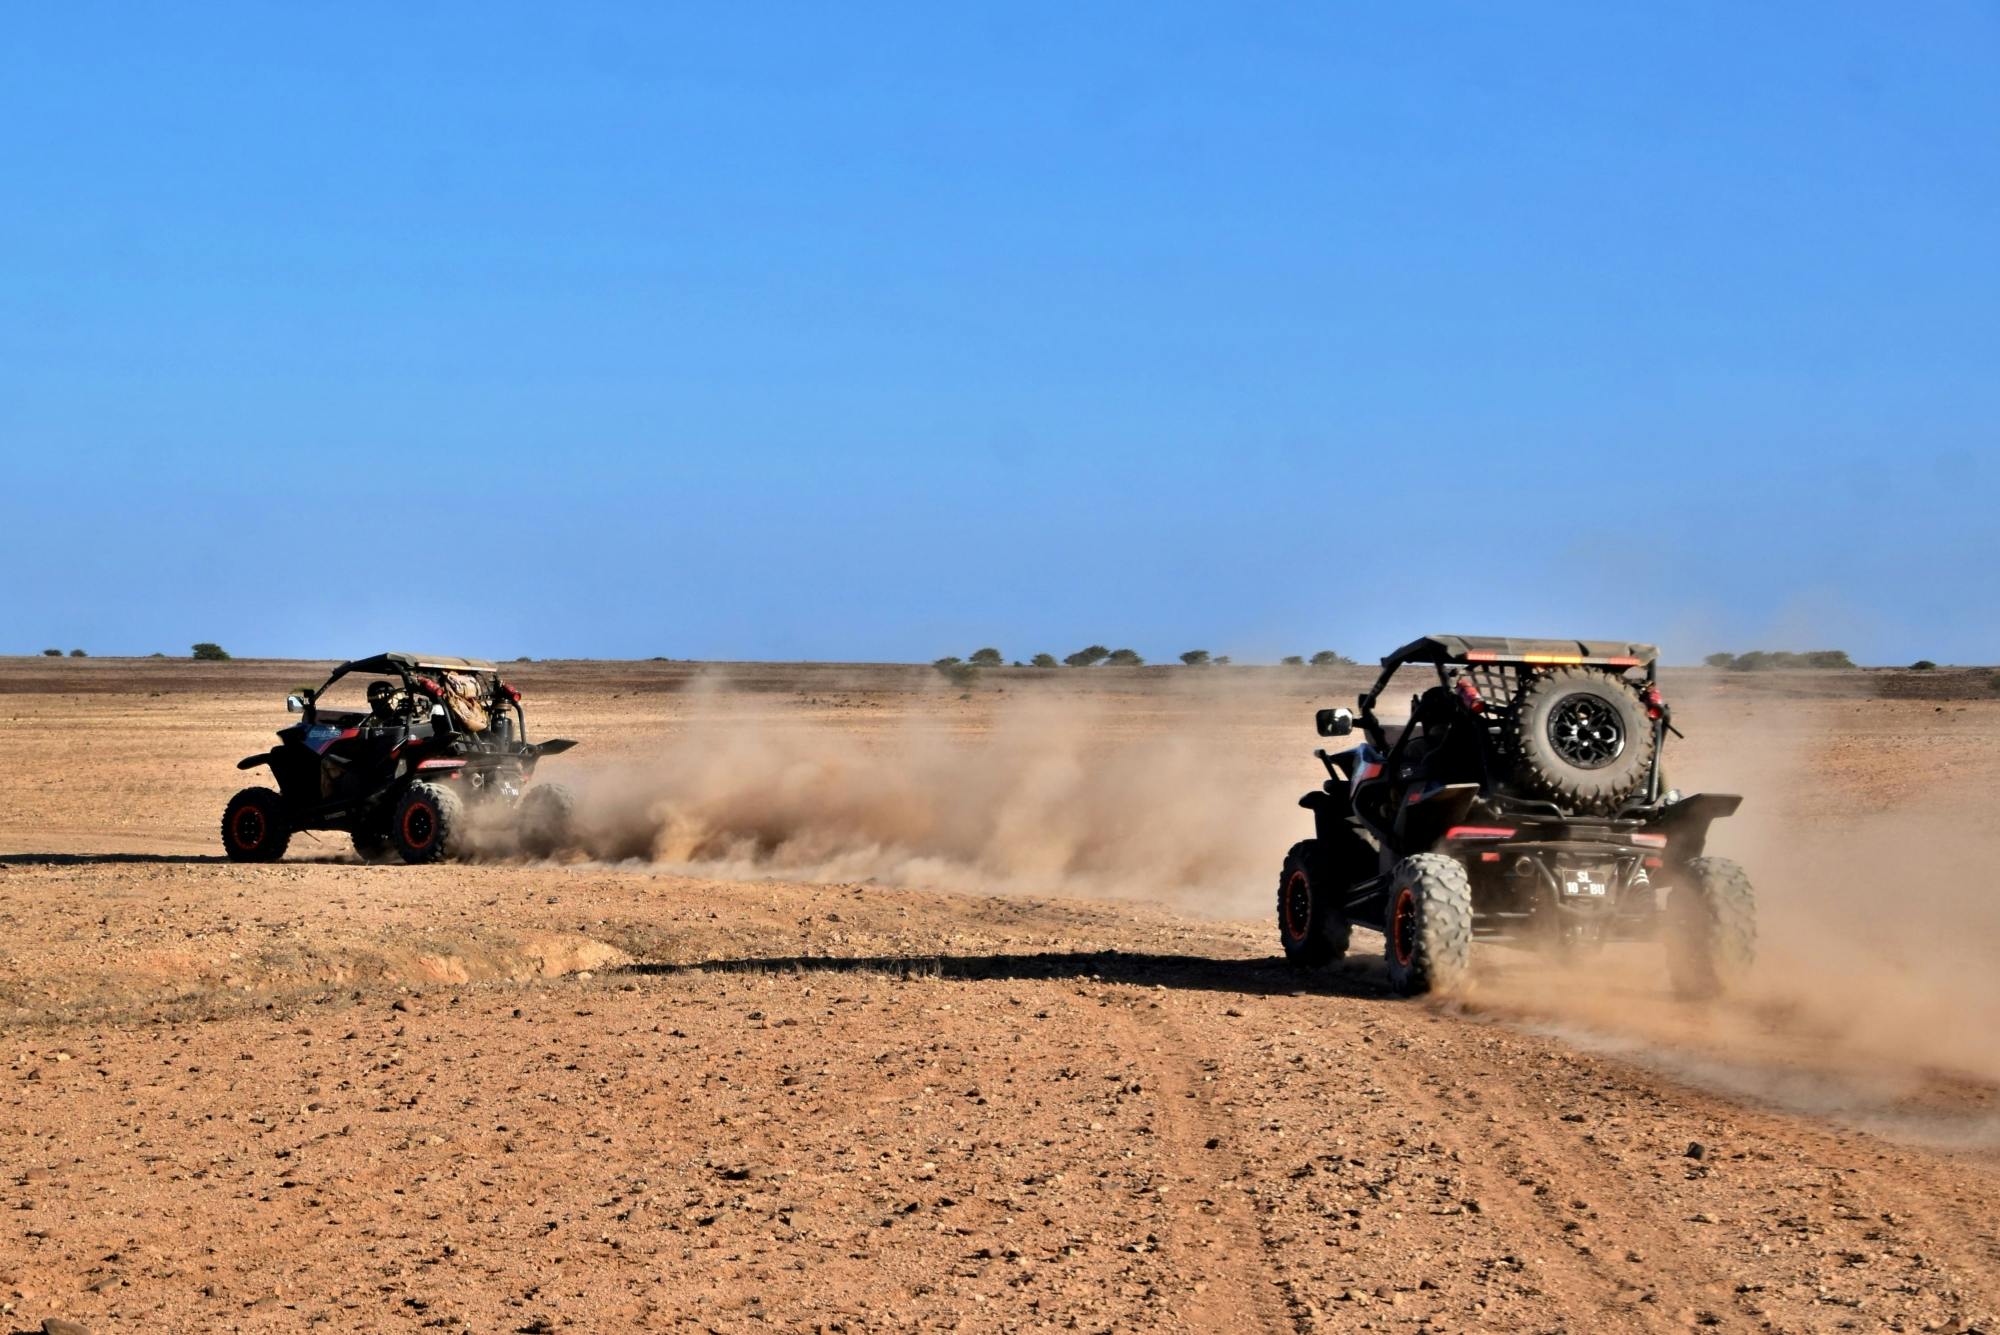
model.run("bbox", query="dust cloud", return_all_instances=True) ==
[566,676,1311,917]
[1465,675,2000,1140]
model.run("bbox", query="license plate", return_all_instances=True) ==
[1562,868,1607,897]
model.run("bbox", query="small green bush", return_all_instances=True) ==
[191,642,231,661]
[968,648,1003,668]
[41,648,60,657]
[1911,659,1937,671]
[1310,650,1354,667]
[1179,649,1210,666]
[1030,653,1058,669]
[1105,648,1144,666]
[1280,655,1304,667]
[1064,645,1111,668]
[69,648,86,657]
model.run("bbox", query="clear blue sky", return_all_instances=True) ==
[3,4,1995,664]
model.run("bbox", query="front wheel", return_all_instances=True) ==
[1277,840,1350,968]
[1665,857,1756,998]
[222,787,291,862]
[393,781,465,864]
[1383,853,1474,996]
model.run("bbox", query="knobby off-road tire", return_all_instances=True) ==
[393,781,465,864]
[518,782,577,858]
[222,787,291,862]
[1383,853,1473,996]
[1511,667,1656,815]
[1665,856,1756,999]
[1277,840,1351,968]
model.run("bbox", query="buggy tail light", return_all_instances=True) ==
[1454,675,1485,713]
[1631,832,1667,848]
[1445,825,1515,841]
[1641,683,1666,721]
[499,682,521,704]
[413,675,444,700]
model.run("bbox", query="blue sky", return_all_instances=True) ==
[3,4,1995,664]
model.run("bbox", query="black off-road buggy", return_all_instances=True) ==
[221,652,578,864]
[1277,635,1754,997]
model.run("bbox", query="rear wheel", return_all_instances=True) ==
[1277,840,1350,968]
[393,781,465,864]
[518,782,576,857]
[221,787,291,862]
[1665,856,1756,998]
[1383,853,1474,996]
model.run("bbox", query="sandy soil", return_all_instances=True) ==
[4,657,2000,1333]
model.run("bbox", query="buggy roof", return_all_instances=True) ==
[336,652,499,676]
[1384,635,1658,668]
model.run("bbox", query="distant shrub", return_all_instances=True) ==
[1179,649,1211,667]
[1030,653,1058,669]
[968,647,1003,668]
[1064,645,1111,668]
[1990,672,2000,693]
[1105,648,1144,666]
[41,648,60,657]
[69,648,86,657]
[1911,659,1937,671]
[1719,649,1854,671]
[515,655,532,663]
[191,642,231,661]
[937,661,979,687]
[148,651,166,658]
[1310,650,1355,667]
[1280,655,1304,667]
[1213,655,1232,666]
[932,656,963,671]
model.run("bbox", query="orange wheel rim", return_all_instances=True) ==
[1283,869,1312,940]
[1392,887,1417,966]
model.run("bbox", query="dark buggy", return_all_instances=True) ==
[1277,635,1754,997]
[221,652,578,864]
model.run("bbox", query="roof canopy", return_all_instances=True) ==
[1383,635,1658,668]
[336,652,499,676]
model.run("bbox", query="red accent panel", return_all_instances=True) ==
[1445,825,1516,840]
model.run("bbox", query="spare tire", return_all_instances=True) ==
[1510,667,1656,814]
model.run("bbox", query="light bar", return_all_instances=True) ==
[1445,825,1516,841]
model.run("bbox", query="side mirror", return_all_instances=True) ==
[1315,707,1355,738]
[285,694,306,714]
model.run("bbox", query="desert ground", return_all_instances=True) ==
[4,655,2000,1334]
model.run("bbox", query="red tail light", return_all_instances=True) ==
[1445,825,1516,841]
[413,675,444,700]
[499,682,521,704]
[1641,683,1665,721]
[1455,676,1485,713]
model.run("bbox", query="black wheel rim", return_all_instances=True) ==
[234,807,264,848]
[1547,694,1625,769]
[404,804,435,848]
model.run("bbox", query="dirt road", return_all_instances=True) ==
[4,657,1999,1332]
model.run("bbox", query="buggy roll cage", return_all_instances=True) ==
[1353,635,1660,749]
[299,651,526,741]
[1343,635,1672,809]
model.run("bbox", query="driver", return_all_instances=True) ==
[366,679,405,723]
